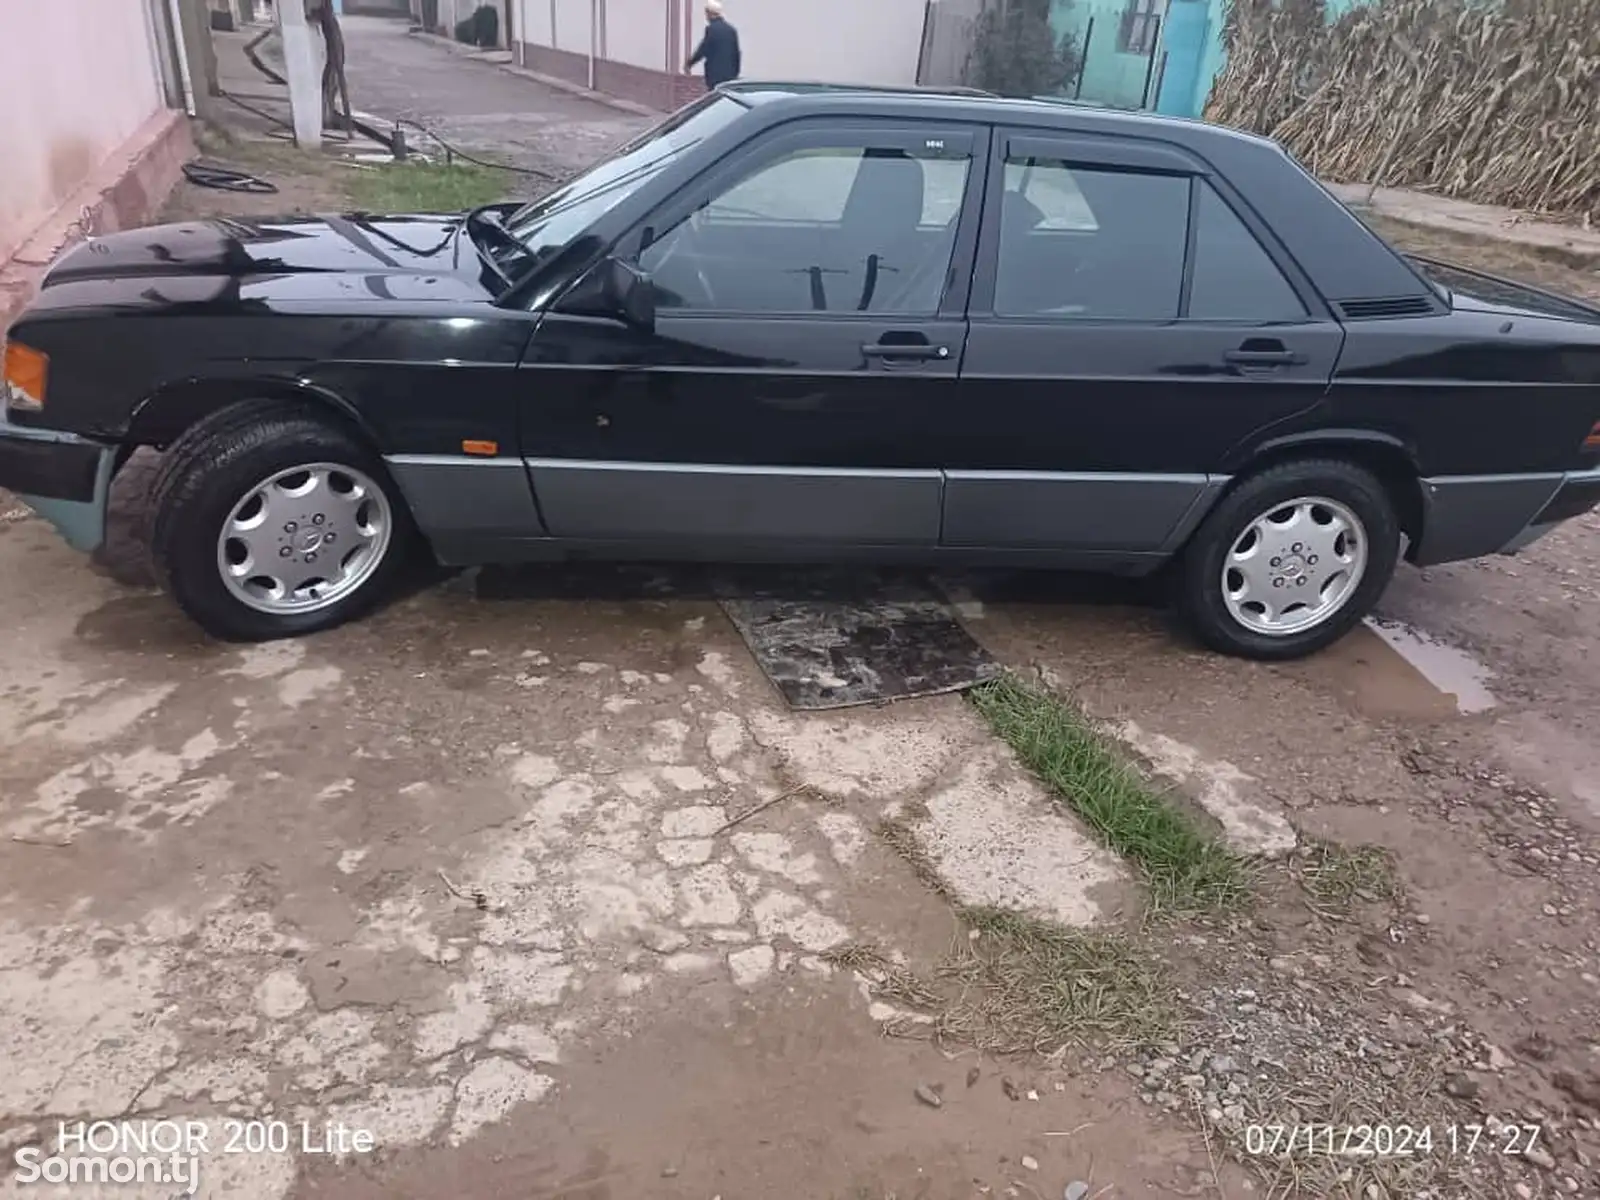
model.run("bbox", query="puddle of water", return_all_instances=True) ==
[1362,617,1497,714]
[1309,617,1497,720]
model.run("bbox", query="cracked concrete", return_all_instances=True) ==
[0,517,1147,1197]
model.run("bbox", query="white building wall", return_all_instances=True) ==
[603,0,668,70]
[0,0,168,263]
[723,0,926,85]
[517,0,554,47]
[516,0,932,99]
[552,0,593,55]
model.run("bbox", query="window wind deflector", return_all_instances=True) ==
[504,140,703,234]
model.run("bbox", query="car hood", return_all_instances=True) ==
[1409,255,1600,326]
[39,213,490,302]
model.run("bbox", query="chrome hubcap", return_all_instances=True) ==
[1221,495,1368,637]
[215,462,393,615]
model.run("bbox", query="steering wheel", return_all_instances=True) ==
[643,207,717,308]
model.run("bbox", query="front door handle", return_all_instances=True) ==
[862,341,951,361]
[1224,343,1306,369]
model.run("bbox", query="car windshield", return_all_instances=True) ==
[499,93,746,263]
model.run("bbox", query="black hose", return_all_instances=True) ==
[388,117,557,179]
[243,25,287,85]
[219,88,294,134]
[218,88,557,182]
[182,161,280,194]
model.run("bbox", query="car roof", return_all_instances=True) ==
[718,80,1282,154]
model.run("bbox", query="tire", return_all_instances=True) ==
[148,401,414,641]
[1175,458,1401,661]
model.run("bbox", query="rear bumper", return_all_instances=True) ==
[1413,467,1600,566]
[0,408,116,552]
[1498,468,1600,554]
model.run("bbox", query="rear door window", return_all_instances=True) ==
[1188,182,1307,321]
[992,157,1189,319]
[984,140,1315,324]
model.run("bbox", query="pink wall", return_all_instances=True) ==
[0,0,168,264]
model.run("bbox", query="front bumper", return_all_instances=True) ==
[0,407,116,553]
[1413,467,1600,566]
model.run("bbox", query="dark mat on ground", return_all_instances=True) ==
[714,568,1002,711]
[475,564,1002,711]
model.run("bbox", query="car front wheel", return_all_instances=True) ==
[1176,459,1401,660]
[149,403,413,641]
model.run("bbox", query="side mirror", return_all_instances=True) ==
[602,256,656,332]
[561,255,656,331]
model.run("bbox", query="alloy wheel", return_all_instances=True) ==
[1220,495,1369,637]
[214,462,393,615]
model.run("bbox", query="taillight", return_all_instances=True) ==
[2,341,48,412]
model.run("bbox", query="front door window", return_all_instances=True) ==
[637,136,972,316]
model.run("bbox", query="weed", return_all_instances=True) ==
[970,675,1250,914]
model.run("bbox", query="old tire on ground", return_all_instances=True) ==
[1176,459,1401,661]
[149,402,413,641]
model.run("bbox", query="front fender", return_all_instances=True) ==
[127,373,378,449]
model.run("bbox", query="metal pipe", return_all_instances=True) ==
[1074,15,1093,100]
[1138,15,1162,109]
[139,0,181,110]
[588,0,597,89]
[166,0,198,116]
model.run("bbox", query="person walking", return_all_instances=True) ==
[685,0,741,92]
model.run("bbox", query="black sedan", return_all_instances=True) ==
[3,82,1598,659]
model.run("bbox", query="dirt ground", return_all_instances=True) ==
[6,41,1600,1200]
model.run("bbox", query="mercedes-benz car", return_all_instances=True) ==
[4,82,1598,658]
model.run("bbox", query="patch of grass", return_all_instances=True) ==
[875,811,954,903]
[938,907,1179,1053]
[970,674,1249,913]
[824,943,944,1011]
[342,161,510,213]
[1293,840,1400,918]
[827,917,1178,1054]
[864,822,1178,1052]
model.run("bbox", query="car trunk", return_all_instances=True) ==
[1407,255,1600,324]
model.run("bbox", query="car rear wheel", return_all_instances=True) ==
[149,403,413,641]
[1175,459,1401,660]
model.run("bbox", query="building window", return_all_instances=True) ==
[1118,0,1164,55]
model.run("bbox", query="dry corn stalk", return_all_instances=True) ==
[1203,0,1600,223]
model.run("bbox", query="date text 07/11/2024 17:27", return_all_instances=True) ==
[1244,1122,1545,1159]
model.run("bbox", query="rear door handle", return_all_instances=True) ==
[862,341,950,361]
[1224,349,1306,367]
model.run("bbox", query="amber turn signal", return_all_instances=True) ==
[461,439,499,456]
[2,341,48,411]
[1584,421,1600,451]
